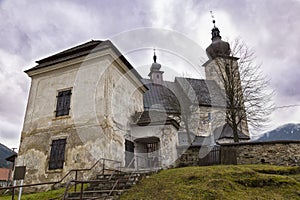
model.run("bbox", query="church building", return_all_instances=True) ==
[16,23,250,185]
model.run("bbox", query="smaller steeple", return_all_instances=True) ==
[153,48,157,63]
[148,49,164,85]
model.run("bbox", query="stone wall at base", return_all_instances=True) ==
[176,146,200,167]
[175,145,216,167]
[220,141,300,166]
[176,141,300,167]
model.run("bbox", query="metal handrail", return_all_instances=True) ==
[106,179,119,198]
[63,178,121,200]
[0,157,122,200]
[54,157,121,188]
[135,154,162,170]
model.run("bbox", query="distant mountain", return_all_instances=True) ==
[0,143,15,168]
[257,123,300,141]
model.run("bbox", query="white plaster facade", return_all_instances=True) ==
[17,43,148,184]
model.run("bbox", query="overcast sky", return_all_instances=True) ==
[1,0,300,149]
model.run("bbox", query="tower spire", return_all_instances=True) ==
[153,48,157,63]
[149,48,164,84]
[210,11,221,41]
[210,11,216,28]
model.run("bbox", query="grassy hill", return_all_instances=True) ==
[120,165,300,200]
[1,165,299,200]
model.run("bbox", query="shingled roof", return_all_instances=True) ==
[142,79,180,114]
[214,123,250,140]
[132,110,179,129]
[25,40,144,81]
[175,77,225,107]
[142,77,225,115]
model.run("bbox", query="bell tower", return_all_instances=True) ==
[203,14,249,138]
[148,49,164,85]
[203,18,239,90]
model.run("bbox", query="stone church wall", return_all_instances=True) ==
[221,141,300,166]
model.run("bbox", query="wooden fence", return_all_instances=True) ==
[198,145,237,166]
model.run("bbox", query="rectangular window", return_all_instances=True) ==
[55,90,71,117]
[208,112,212,121]
[49,139,67,170]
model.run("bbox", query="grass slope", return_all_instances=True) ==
[1,187,66,200]
[1,185,87,200]
[120,165,300,200]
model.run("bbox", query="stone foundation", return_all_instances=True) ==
[220,141,300,166]
[176,141,300,167]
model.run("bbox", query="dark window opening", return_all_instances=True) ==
[55,90,71,117]
[125,140,135,168]
[145,142,159,168]
[49,139,66,170]
[145,142,159,153]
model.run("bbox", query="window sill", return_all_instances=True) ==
[46,168,63,173]
[52,115,71,121]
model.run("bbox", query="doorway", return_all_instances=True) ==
[135,137,160,169]
[125,140,135,168]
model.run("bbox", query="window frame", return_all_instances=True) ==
[48,139,67,170]
[55,89,72,117]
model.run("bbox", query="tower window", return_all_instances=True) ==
[49,139,67,170]
[157,74,160,79]
[208,112,212,121]
[55,89,71,117]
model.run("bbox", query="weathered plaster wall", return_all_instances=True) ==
[204,58,249,137]
[131,124,179,168]
[17,52,144,185]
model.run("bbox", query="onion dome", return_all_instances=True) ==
[206,20,231,60]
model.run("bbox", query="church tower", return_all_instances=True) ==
[203,19,239,90]
[148,50,164,85]
[203,18,250,139]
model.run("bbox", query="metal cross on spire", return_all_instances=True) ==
[210,11,216,27]
[153,48,157,63]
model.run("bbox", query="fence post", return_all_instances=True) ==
[80,182,83,200]
[12,187,15,200]
[74,171,78,192]
[102,160,105,175]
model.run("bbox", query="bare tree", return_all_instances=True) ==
[211,39,274,142]
[167,77,218,145]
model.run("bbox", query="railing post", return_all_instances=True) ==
[102,160,105,175]
[74,170,78,192]
[12,187,15,200]
[80,182,83,200]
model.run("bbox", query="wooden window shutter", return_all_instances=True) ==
[55,90,71,117]
[49,139,67,170]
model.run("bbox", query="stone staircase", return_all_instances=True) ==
[65,171,154,200]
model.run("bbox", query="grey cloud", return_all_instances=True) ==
[0,0,300,148]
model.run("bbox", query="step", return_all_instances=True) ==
[68,189,123,198]
[88,179,137,188]
[96,173,143,179]
[66,171,156,199]
[66,196,117,200]
[89,182,134,191]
